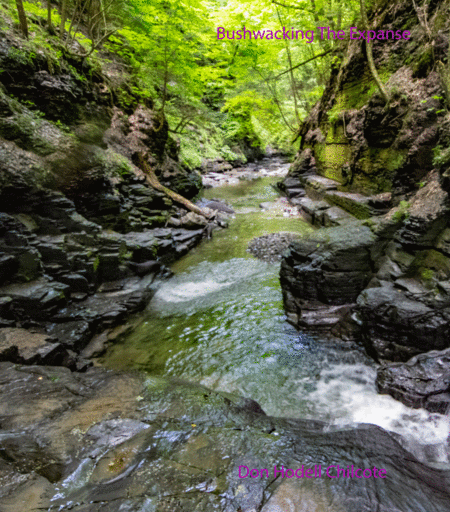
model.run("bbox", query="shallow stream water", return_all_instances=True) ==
[100,158,450,467]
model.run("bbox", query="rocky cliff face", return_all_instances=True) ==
[0,30,211,369]
[279,0,450,411]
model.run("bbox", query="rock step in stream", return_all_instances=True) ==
[279,174,392,227]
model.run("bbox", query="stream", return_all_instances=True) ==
[99,157,450,467]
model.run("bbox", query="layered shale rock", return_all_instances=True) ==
[0,35,212,370]
[376,348,450,413]
[280,222,375,333]
[278,0,450,409]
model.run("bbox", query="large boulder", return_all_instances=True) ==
[377,348,450,413]
[357,285,450,362]
[280,222,375,330]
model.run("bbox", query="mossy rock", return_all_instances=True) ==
[355,147,407,194]
[325,123,348,144]
[74,122,109,146]
[408,249,450,281]
[17,249,42,282]
[0,113,58,156]
[325,192,372,219]
[144,215,167,226]
[314,142,352,183]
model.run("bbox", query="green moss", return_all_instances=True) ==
[412,45,434,78]
[0,110,57,156]
[144,215,167,226]
[421,268,435,281]
[17,251,41,282]
[177,122,246,170]
[7,46,36,67]
[392,200,410,222]
[93,149,134,178]
[314,142,352,183]
[433,145,450,167]
[325,193,371,219]
[327,68,392,121]
[408,249,450,281]
[355,147,407,193]
[93,256,100,272]
[319,69,394,189]
[325,123,347,144]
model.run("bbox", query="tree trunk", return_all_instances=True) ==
[139,158,210,219]
[47,0,52,29]
[15,0,28,39]
[60,0,67,39]
[360,0,389,103]
[275,6,300,126]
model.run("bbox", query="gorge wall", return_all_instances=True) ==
[280,0,450,412]
[0,28,214,369]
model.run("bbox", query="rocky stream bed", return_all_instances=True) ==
[0,152,450,511]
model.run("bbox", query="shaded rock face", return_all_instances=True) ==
[357,284,450,362]
[104,106,202,203]
[280,171,450,408]
[0,216,204,364]
[1,362,449,512]
[0,37,110,124]
[289,1,448,196]
[376,348,450,414]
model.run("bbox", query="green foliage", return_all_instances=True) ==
[7,45,35,65]
[433,145,450,167]
[421,268,435,281]
[0,0,361,166]
[221,92,266,146]
[177,118,244,169]
[409,250,450,282]
[93,256,100,272]
[413,45,434,78]
[53,119,71,133]
[327,104,343,124]
[392,200,410,223]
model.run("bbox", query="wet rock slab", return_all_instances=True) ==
[0,278,69,320]
[357,285,450,362]
[0,362,449,512]
[0,328,73,366]
[52,274,158,332]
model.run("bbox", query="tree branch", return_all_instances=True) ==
[139,156,211,219]
[84,29,117,56]
[272,0,309,10]
[269,49,335,80]
[360,0,389,103]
